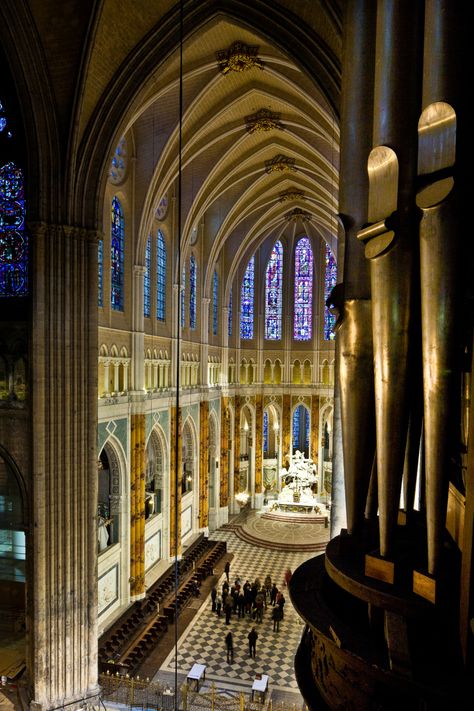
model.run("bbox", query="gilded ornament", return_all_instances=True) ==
[286,208,312,221]
[217,42,264,74]
[279,189,305,202]
[265,154,297,173]
[245,108,284,134]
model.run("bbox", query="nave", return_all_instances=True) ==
[150,513,326,706]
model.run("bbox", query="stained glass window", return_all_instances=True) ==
[213,270,218,336]
[110,196,124,310]
[98,239,103,307]
[189,254,197,329]
[265,241,283,340]
[228,288,233,337]
[292,405,310,457]
[294,237,313,340]
[0,162,28,297]
[181,265,186,328]
[263,410,268,454]
[144,235,151,317]
[240,256,255,339]
[156,230,166,321]
[324,243,337,340]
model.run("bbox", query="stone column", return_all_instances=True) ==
[201,298,210,386]
[130,410,146,598]
[282,393,291,465]
[169,406,182,558]
[234,396,242,499]
[311,395,320,469]
[30,223,99,709]
[132,266,146,391]
[220,396,229,507]
[199,400,209,529]
[254,394,263,507]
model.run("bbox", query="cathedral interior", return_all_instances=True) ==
[0,1,473,709]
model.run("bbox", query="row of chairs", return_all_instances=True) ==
[98,537,227,675]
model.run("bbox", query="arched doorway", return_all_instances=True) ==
[263,405,281,502]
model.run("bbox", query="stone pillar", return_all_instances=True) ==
[282,393,291,465]
[169,406,182,558]
[171,284,180,388]
[132,265,146,391]
[201,298,210,386]
[311,395,320,468]
[220,396,229,507]
[254,394,263,507]
[30,223,99,709]
[199,400,209,529]
[221,307,229,385]
[234,396,242,497]
[130,411,146,598]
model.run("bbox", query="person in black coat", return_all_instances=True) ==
[270,583,278,606]
[225,631,234,663]
[248,627,258,658]
[224,560,230,581]
[211,586,217,612]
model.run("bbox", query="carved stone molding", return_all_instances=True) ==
[286,208,312,221]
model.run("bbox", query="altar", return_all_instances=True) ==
[275,450,323,516]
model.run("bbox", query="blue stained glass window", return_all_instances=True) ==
[240,256,255,339]
[189,254,197,329]
[265,241,283,340]
[181,264,186,328]
[213,270,218,336]
[0,162,28,297]
[263,410,268,454]
[228,288,233,337]
[324,243,337,340]
[294,237,313,340]
[292,405,310,457]
[144,235,151,317]
[156,230,166,321]
[110,196,124,310]
[98,239,103,307]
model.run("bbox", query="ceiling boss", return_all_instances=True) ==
[216,41,264,74]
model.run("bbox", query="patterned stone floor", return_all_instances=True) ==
[152,511,329,704]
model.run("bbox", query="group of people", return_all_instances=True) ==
[213,561,291,663]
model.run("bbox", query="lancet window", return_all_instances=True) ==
[0,161,28,297]
[213,270,218,335]
[189,254,196,329]
[144,235,151,317]
[324,243,337,340]
[98,239,103,307]
[228,288,233,337]
[294,237,313,340]
[156,229,166,321]
[265,240,283,340]
[110,196,124,311]
[240,256,255,339]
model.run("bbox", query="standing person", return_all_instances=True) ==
[211,586,217,612]
[270,583,278,606]
[272,604,282,632]
[225,595,233,625]
[284,568,292,586]
[216,592,222,617]
[248,627,258,658]
[255,592,264,623]
[278,592,286,619]
[224,560,230,582]
[225,630,234,663]
[237,591,245,618]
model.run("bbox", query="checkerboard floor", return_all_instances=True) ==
[154,527,322,699]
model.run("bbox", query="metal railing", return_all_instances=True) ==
[99,674,307,711]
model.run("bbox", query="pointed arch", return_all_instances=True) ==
[189,253,197,329]
[144,234,151,317]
